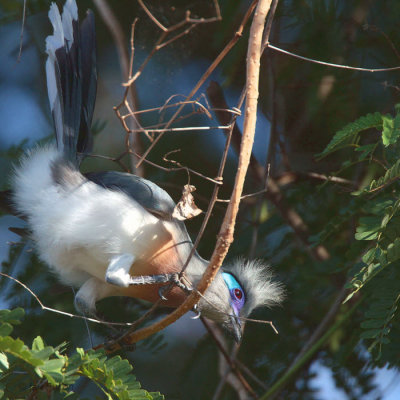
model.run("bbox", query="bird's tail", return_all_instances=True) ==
[46,0,97,166]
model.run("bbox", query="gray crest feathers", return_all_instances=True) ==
[225,258,285,316]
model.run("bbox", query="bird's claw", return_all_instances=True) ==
[191,304,201,319]
[170,273,193,293]
[158,286,169,301]
[157,273,193,301]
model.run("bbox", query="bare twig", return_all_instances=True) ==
[274,171,356,187]
[236,360,268,391]
[123,0,222,88]
[17,0,27,62]
[266,43,400,72]
[113,0,224,172]
[134,0,258,169]
[103,0,270,346]
[0,272,139,327]
[216,188,269,203]
[138,0,167,31]
[93,0,143,174]
[202,318,257,399]
[262,0,279,48]
[128,125,232,133]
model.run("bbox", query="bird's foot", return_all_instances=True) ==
[190,303,201,319]
[157,273,193,300]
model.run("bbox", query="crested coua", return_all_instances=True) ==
[11,0,284,342]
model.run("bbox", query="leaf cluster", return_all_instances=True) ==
[0,308,164,399]
[319,105,400,363]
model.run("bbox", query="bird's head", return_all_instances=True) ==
[196,259,285,342]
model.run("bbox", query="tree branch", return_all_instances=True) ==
[110,0,273,346]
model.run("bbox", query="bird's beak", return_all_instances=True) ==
[229,313,242,343]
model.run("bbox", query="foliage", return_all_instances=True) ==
[317,112,383,158]
[318,105,400,363]
[0,308,164,399]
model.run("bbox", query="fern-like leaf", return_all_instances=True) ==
[318,112,383,158]
[0,308,165,399]
[367,159,400,193]
[360,280,399,359]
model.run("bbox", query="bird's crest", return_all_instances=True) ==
[224,258,285,317]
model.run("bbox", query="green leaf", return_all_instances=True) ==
[382,113,400,146]
[360,329,381,339]
[362,248,376,264]
[366,159,400,193]
[355,230,379,240]
[32,336,45,352]
[0,308,24,325]
[149,392,165,400]
[0,323,13,337]
[39,359,65,385]
[386,238,400,262]
[360,319,386,329]
[318,112,383,158]
[0,352,9,371]
[0,336,43,368]
[355,216,381,240]
[355,143,377,160]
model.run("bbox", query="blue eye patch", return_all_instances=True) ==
[222,272,245,316]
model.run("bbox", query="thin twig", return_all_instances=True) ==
[274,171,355,187]
[123,1,221,88]
[0,272,139,327]
[17,0,27,62]
[266,43,400,72]
[103,0,268,347]
[202,318,258,399]
[138,0,167,31]
[134,0,258,169]
[262,0,279,48]
[236,360,268,391]
[128,125,232,133]
[216,188,269,203]
[93,0,143,174]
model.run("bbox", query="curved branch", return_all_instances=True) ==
[118,0,273,346]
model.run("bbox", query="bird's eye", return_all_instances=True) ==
[234,288,243,300]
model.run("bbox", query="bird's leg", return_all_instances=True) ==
[128,272,192,292]
[105,253,135,287]
[126,272,193,300]
[105,253,193,299]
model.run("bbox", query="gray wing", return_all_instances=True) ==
[85,171,176,219]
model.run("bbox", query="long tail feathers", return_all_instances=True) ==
[45,0,96,165]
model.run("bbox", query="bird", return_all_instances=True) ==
[10,0,284,342]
